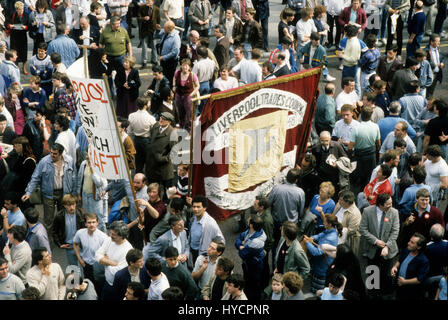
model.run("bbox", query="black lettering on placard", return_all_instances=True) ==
[93,136,110,153]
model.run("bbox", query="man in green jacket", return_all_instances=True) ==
[273,221,311,281]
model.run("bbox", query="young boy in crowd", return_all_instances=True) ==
[317,273,346,300]
[262,273,287,300]
[29,42,53,97]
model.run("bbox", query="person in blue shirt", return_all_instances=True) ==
[0,192,26,252]
[318,272,345,300]
[235,215,266,301]
[391,232,430,300]
[309,182,336,234]
[377,101,417,143]
[1,192,26,241]
[435,266,447,300]
[359,34,381,95]
[303,214,341,294]
[414,49,433,98]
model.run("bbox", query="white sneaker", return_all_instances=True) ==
[324,74,336,82]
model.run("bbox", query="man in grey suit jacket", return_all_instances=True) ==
[144,215,191,270]
[188,0,213,37]
[359,193,400,298]
[55,0,81,33]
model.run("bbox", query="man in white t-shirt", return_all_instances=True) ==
[73,212,108,292]
[213,66,239,91]
[146,258,170,300]
[95,221,133,301]
[335,77,359,116]
[332,104,360,151]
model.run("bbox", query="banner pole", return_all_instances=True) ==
[83,47,89,78]
[102,74,139,219]
[187,91,199,197]
[192,93,211,103]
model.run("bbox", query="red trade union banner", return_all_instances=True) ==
[192,67,322,221]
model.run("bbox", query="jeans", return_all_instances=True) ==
[361,71,375,95]
[406,33,423,58]
[242,42,252,60]
[171,18,184,29]
[342,65,361,97]
[66,248,79,267]
[357,192,371,213]
[120,15,128,31]
[183,6,190,40]
[141,34,158,64]
[198,81,210,114]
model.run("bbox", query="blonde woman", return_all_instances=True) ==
[114,56,141,118]
[309,181,336,234]
[6,1,30,74]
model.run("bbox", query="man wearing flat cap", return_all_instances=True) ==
[145,112,177,196]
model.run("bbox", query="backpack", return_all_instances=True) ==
[107,199,129,225]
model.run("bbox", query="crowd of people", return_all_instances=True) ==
[0,0,447,301]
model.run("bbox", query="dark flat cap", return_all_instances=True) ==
[160,112,175,122]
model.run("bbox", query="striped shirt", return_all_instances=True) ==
[0,274,25,300]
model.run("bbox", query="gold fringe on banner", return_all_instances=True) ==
[209,67,322,103]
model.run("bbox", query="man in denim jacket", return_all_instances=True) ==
[22,143,77,233]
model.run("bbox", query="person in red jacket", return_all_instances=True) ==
[357,163,393,212]
[338,0,367,35]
